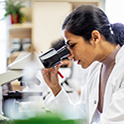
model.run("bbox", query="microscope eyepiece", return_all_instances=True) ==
[39,45,70,68]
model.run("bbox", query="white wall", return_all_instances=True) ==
[105,0,124,23]
[32,2,72,54]
[0,2,7,73]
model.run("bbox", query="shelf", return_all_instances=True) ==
[9,51,25,57]
[7,51,27,65]
[9,22,32,31]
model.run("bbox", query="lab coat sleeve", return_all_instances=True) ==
[44,88,87,120]
[92,87,124,124]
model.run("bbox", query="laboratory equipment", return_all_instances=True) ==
[0,45,70,119]
[39,44,70,68]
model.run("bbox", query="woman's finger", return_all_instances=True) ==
[42,67,54,75]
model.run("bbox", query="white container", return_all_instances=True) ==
[22,38,31,51]
[11,38,21,52]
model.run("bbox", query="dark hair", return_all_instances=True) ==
[111,23,124,46]
[62,5,124,46]
[50,38,65,50]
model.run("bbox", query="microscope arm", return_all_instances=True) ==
[0,52,43,86]
[0,70,24,86]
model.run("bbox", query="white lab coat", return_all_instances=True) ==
[44,45,124,124]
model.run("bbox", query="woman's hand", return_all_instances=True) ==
[61,59,72,68]
[41,63,62,96]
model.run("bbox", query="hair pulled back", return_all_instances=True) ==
[62,5,124,46]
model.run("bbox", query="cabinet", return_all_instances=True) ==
[9,23,32,46]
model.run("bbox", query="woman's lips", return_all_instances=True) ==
[77,60,80,64]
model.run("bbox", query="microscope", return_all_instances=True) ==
[0,45,70,120]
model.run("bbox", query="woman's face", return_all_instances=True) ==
[63,29,97,68]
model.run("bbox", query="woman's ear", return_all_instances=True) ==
[90,30,101,45]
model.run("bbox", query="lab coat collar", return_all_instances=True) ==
[115,45,124,64]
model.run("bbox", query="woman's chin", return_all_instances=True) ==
[81,63,90,69]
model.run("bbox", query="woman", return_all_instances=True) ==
[42,5,124,124]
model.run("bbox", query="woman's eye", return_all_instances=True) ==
[70,44,76,48]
